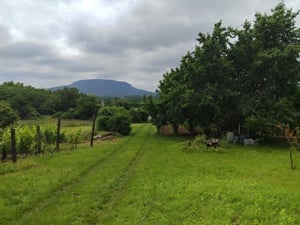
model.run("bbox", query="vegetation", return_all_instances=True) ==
[0,118,94,159]
[1,3,300,224]
[0,124,299,225]
[130,107,149,123]
[0,81,151,126]
[155,3,300,137]
[0,101,19,128]
[96,106,132,135]
[0,82,100,120]
[99,95,146,110]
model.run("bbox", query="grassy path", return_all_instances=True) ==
[1,123,300,224]
[0,124,150,225]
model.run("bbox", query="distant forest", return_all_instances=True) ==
[0,81,147,121]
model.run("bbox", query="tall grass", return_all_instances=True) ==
[20,116,93,127]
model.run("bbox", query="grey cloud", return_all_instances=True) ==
[0,0,299,92]
[0,41,57,59]
[0,70,76,88]
[66,0,282,57]
[66,1,203,54]
[0,24,11,46]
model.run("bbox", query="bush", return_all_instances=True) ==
[17,126,35,154]
[130,108,148,123]
[97,106,132,135]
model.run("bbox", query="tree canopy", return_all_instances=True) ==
[156,3,300,137]
[0,101,19,128]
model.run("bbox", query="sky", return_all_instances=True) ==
[0,0,299,92]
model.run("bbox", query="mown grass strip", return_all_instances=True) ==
[0,124,146,225]
[9,124,151,225]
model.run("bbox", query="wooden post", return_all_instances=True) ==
[90,114,96,147]
[1,149,7,162]
[36,125,42,154]
[11,128,17,163]
[290,147,294,169]
[56,118,61,151]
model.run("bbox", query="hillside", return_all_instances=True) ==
[50,79,154,97]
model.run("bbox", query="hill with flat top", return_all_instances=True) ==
[51,79,154,97]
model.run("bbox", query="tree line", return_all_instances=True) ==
[147,3,300,138]
[0,82,99,120]
[0,81,150,127]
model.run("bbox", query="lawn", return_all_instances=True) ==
[0,123,299,225]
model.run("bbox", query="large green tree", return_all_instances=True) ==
[74,95,100,120]
[158,22,236,135]
[156,3,300,137]
[243,3,300,134]
[0,101,19,128]
[52,87,80,113]
[158,68,185,133]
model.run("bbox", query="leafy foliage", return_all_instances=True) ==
[0,125,66,155]
[130,108,148,123]
[96,106,132,135]
[0,82,101,120]
[0,101,19,128]
[156,3,300,137]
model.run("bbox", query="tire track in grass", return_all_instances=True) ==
[95,123,152,212]
[5,124,144,225]
[14,124,151,225]
[76,123,151,211]
[97,128,166,224]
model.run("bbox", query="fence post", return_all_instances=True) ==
[90,114,97,147]
[1,149,7,162]
[56,118,61,151]
[36,125,42,154]
[11,128,17,163]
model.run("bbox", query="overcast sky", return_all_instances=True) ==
[0,0,299,91]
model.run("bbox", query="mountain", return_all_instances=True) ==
[50,79,154,97]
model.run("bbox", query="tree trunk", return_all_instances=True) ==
[1,150,7,162]
[56,118,61,151]
[36,125,42,154]
[171,123,179,134]
[90,114,96,147]
[290,147,295,169]
[11,128,17,163]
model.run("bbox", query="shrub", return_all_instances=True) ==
[67,129,81,149]
[97,106,132,135]
[17,126,35,154]
[130,108,148,123]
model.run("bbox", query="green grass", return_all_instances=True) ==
[20,116,93,137]
[20,116,93,127]
[1,123,300,224]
